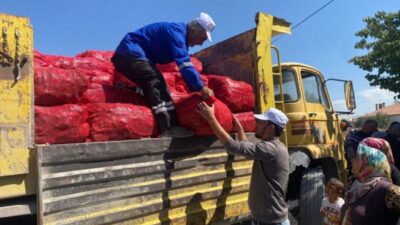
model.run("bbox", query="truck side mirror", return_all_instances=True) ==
[324,78,356,114]
[344,81,356,112]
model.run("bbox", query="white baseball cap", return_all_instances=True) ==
[196,12,216,41]
[254,108,289,128]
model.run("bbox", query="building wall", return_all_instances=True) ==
[390,115,400,123]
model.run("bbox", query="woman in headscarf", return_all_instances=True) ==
[360,137,400,185]
[341,140,400,225]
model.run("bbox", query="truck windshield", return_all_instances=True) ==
[274,70,299,102]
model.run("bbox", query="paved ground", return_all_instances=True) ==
[288,212,298,225]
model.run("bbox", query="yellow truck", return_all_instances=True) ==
[0,12,355,225]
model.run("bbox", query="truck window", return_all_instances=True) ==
[274,70,299,102]
[301,71,330,109]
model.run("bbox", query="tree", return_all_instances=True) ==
[354,117,365,129]
[350,11,400,97]
[374,112,391,129]
[355,112,391,129]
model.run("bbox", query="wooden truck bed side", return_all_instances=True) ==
[37,135,257,225]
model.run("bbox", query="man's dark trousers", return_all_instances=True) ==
[111,53,177,133]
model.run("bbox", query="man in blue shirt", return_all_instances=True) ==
[112,12,215,138]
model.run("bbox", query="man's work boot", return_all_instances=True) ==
[160,126,195,138]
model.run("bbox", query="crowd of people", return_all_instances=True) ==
[319,119,400,225]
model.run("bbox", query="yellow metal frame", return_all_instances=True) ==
[0,13,35,198]
[253,12,291,114]
[253,13,291,146]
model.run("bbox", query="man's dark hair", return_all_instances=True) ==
[188,20,205,33]
[363,119,378,128]
[271,122,284,137]
[388,121,400,129]
[340,119,350,131]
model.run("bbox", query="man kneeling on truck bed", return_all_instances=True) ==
[197,103,291,225]
[112,12,216,138]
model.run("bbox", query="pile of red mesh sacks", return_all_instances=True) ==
[34,50,255,144]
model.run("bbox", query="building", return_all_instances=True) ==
[363,102,400,123]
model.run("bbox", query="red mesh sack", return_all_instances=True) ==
[175,94,233,136]
[207,75,254,113]
[235,112,255,132]
[174,74,209,94]
[162,72,178,91]
[79,69,114,86]
[34,50,48,67]
[44,55,114,74]
[34,67,90,106]
[87,103,159,141]
[81,83,147,105]
[72,58,114,74]
[156,57,203,73]
[170,91,189,103]
[35,104,89,144]
[76,50,114,62]
[156,62,178,73]
[41,55,75,69]
[191,57,203,72]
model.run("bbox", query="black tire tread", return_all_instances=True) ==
[299,168,325,225]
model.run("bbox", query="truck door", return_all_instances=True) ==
[300,69,335,146]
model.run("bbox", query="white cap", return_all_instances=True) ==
[254,108,289,128]
[195,12,216,41]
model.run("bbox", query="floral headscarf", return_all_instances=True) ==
[355,143,391,181]
[346,143,391,203]
[360,137,395,164]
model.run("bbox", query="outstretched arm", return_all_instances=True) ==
[197,101,269,160]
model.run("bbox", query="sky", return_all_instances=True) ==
[2,0,399,117]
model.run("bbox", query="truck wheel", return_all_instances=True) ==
[298,168,325,225]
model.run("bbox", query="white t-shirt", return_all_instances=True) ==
[320,197,345,225]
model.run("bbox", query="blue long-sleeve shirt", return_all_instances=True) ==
[115,22,204,91]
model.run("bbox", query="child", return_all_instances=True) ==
[320,178,345,225]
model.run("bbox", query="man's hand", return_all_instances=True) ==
[197,101,231,144]
[196,101,216,122]
[200,87,214,99]
[233,115,247,141]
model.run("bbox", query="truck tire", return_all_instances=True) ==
[298,168,325,225]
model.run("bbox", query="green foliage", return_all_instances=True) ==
[354,117,365,128]
[355,112,391,129]
[350,11,400,97]
[374,112,391,129]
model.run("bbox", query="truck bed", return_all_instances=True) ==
[37,134,257,225]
